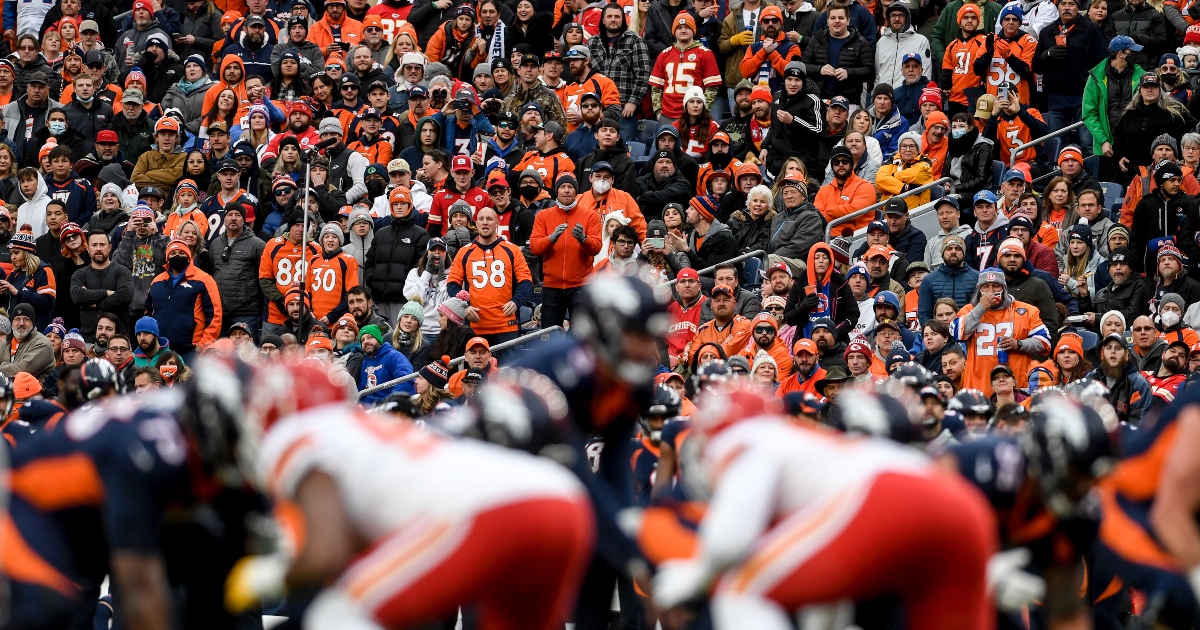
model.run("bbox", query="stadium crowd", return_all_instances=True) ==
[11,0,1200,625]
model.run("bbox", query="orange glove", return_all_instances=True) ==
[994,38,1011,58]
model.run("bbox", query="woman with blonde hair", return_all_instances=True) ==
[628,0,651,36]
[392,298,432,370]
[176,219,212,274]
[413,356,455,417]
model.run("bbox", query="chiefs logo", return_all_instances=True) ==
[688,53,696,61]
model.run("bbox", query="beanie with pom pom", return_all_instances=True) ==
[437,290,471,327]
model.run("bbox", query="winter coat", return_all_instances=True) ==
[161,76,215,135]
[1,97,63,166]
[61,97,113,158]
[0,330,53,381]
[783,267,860,341]
[402,264,447,337]
[358,341,415,405]
[729,207,776,254]
[342,208,374,284]
[1112,104,1196,175]
[528,202,603,289]
[1082,58,1145,156]
[179,2,224,61]
[948,130,994,197]
[871,106,909,161]
[764,81,825,176]
[1111,2,1169,70]
[408,0,474,47]
[1130,191,1199,273]
[675,219,740,271]
[270,40,325,78]
[1005,266,1061,334]
[1032,17,1111,106]
[588,29,652,108]
[365,213,430,303]
[811,0,878,43]
[114,20,171,69]
[888,222,928,268]
[209,229,265,317]
[635,170,695,221]
[113,231,170,312]
[767,202,824,261]
[577,138,639,194]
[110,110,156,164]
[875,5,933,87]
[918,261,979,323]
[801,27,876,100]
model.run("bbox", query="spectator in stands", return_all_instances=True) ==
[944,113,992,198]
[953,268,1052,395]
[876,5,931,88]
[3,71,61,168]
[876,134,932,210]
[1090,247,1147,328]
[145,239,222,360]
[766,176,823,268]
[366,186,430,326]
[702,263,762,322]
[802,4,875,101]
[1131,162,1197,273]
[70,230,133,342]
[1006,216,1058,277]
[1057,145,1104,197]
[880,197,927,266]
[445,206,531,353]
[132,117,186,190]
[588,4,651,140]
[1150,243,1200,312]
[919,234,979,323]
[965,190,1009,270]
[577,162,646,240]
[690,283,753,361]
[925,198,972,266]
[1057,188,1114,258]
[1084,36,1146,179]
[636,150,694,222]
[529,173,601,328]
[815,146,876,233]
[730,184,775,255]
[0,304,54,380]
[761,63,824,177]
[210,205,264,338]
[1111,0,1168,70]
[357,323,413,405]
[672,195,738,272]
[996,237,1062,334]
[504,53,567,128]
[1033,0,1108,154]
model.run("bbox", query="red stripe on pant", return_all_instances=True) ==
[738,471,998,630]
[367,495,595,630]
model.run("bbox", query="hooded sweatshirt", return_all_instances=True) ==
[342,208,375,284]
[950,267,1052,395]
[201,55,249,119]
[16,176,49,238]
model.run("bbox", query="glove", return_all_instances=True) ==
[729,30,755,46]
[800,292,820,312]
[994,38,1010,58]
[225,554,289,613]
[572,223,586,242]
[652,558,710,610]
[987,548,1046,613]
[549,223,568,243]
[1047,45,1069,60]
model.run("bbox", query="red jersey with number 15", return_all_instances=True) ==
[649,43,721,119]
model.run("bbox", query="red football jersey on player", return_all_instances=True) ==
[648,44,721,119]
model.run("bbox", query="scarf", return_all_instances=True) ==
[440,21,471,71]
[477,20,507,65]
[801,243,835,338]
[948,127,978,157]
[396,330,414,347]
[749,116,771,150]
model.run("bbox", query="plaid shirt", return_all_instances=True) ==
[588,30,652,106]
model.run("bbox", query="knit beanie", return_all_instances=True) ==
[9,225,35,252]
[844,339,873,363]
[135,315,160,336]
[689,195,718,222]
[319,222,343,244]
[1161,292,1187,314]
[1152,133,1180,157]
[977,267,1008,291]
[438,290,471,326]
[919,81,942,108]
[419,355,452,389]
[871,83,894,100]
[43,317,65,339]
[398,298,425,323]
[941,234,967,254]
[63,328,87,352]
[751,349,777,375]
[359,324,384,344]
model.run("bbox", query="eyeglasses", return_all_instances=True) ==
[18,45,35,51]
[1132,326,1156,332]
[614,239,636,246]
[581,102,600,108]
[753,327,775,334]
[107,345,130,352]
[765,305,784,312]
[761,17,781,24]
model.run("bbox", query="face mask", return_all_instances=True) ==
[591,179,611,195]
[519,185,540,199]
[168,256,189,272]
[366,179,386,197]
[951,128,967,139]
[1162,310,1181,328]
[77,95,94,104]
[48,121,66,136]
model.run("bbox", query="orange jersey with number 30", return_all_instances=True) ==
[306,252,361,321]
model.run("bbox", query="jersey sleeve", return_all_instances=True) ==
[648,52,667,88]
[701,50,722,87]
[97,417,189,552]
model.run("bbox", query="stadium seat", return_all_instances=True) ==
[633,156,651,171]
[1101,182,1123,209]
[929,184,945,201]
[992,160,1005,186]
[742,256,763,287]
[627,141,647,158]
[636,119,658,144]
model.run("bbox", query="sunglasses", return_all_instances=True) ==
[753,327,775,334]
[341,85,359,90]
[1132,326,1156,332]
[18,45,35,51]
[87,63,104,69]
[581,102,600,108]
[832,158,851,166]
[275,188,295,196]
[497,121,515,129]
[765,305,784,311]
[761,17,781,23]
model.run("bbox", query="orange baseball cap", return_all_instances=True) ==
[306,336,334,353]
[362,14,383,29]
[155,116,180,133]
[865,244,893,260]
[792,338,818,355]
[466,336,491,352]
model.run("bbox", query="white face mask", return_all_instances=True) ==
[1161,310,1181,328]
[592,179,611,195]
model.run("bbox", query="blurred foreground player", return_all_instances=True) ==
[653,384,998,629]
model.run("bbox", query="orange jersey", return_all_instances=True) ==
[306,251,361,321]
[258,238,321,325]
[562,73,623,132]
[445,239,532,335]
[951,294,1051,396]
[513,150,576,192]
[689,315,753,362]
[942,35,988,105]
[982,32,1038,103]
[994,107,1047,165]
[163,209,209,239]
[348,136,393,165]
[576,188,648,240]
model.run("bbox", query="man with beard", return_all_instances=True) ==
[91,313,119,353]
[427,155,492,237]
[112,207,168,322]
[481,111,525,174]
[1090,247,1147,328]
[346,285,391,337]
[995,237,1061,335]
[776,336,825,396]
[0,303,52,380]
[1087,332,1151,423]
[635,151,694,222]
[1130,314,1167,373]
[74,130,133,188]
[577,116,637,192]
[503,53,567,128]
[70,230,133,342]
[271,16,324,79]
[279,286,319,342]
[318,117,370,204]
[310,0,365,54]
[1144,338,1189,409]
[114,0,171,70]
[810,317,846,369]
[564,93,604,164]
[225,15,274,82]
[588,3,652,140]
[261,101,321,165]
[941,344,967,390]
[719,80,755,158]
[1150,243,1200,315]
[132,316,170,367]
[2,71,62,168]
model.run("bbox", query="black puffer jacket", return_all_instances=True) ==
[210,230,265,318]
[800,27,875,100]
[408,0,474,47]
[729,207,776,254]
[578,138,639,194]
[365,213,430,303]
[948,129,993,197]
[1111,2,1169,70]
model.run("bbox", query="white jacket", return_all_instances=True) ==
[875,5,933,87]
[402,265,448,336]
[16,176,48,238]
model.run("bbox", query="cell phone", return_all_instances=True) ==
[646,237,664,248]
[997,85,1010,102]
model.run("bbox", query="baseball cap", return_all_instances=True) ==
[518,53,541,66]
[828,96,850,110]
[216,158,240,173]
[592,161,614,174]
[1002,168,1027,183]
[535,120,566,142]
[1109,34,1144,53]
[866,244,892,259]
[244,14,266,27]
[155,117,180,133]
[792,338,817,355]
[95,129,118,144]
[387,158,410,174]
[765,261,792,278]
[883,197,908,216]
[361,107,382,120]
[466,337,490,352]
[565,44,591,59]
[25,71,49,86]
[451,155,473,172]
[79,19,99,33]
[973,190,998,205]
[867,220,888,234]
[676,268,699,282]
[208,120,229,134]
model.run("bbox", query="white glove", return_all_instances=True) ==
[987,548,1046,612]
[653,558,710,610]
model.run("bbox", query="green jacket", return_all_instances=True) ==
[1082,58,1145,155]
[930,0,1002,72]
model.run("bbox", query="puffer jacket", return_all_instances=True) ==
[678,219,739,271]
[365,213,429,303]
[161,76,215,135]
[948,130,994,197]
[875,4,933,87]
[729,207,776,254]
[917,261,979,323]
[801,27,875,101]
[1111,2,1169,70]
[577,138,639,194]
[871,106,909,161]
[888,222,928,268]
[179,2,225,61]
[61,96,112,159]
[767,202,824,261]
[342,208,374,284]
[1092,276,1147,327]
[209,229,265,318]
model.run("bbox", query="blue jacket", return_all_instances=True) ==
[358,342,415,405]
[144,264,222,355]
[873,106,909,162]
[431,111,496,157]
[893,76,929,125]
[44,172,97,226]
[918,261,979,324]
[224,41,275,82]
[564,123,599,164]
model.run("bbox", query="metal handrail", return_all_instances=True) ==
[823,177,952,245]
[1010,121,1085,167]
[1033,168,1062,185]
[664,249,766,288]
[354,325,564,401]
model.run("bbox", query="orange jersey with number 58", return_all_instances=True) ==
[446,239,532,335]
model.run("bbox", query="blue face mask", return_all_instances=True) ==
[951,128,967,139]
[48,121,66,136]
